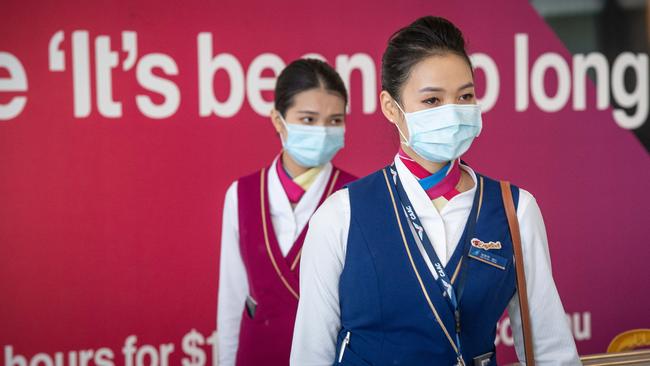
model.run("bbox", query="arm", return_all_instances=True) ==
[290,189,351,366]
[216,182,249,366]
[508,189,581,365]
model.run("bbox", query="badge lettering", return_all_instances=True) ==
[471,238,502,250]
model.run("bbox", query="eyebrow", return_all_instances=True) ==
[296,111,345,118]
[418,82,475,93]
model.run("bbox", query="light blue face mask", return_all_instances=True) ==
[394,102,483,163]
[279,115,345,168]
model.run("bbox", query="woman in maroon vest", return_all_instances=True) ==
[217,59,357,366]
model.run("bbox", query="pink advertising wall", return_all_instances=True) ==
[1,0,649,364]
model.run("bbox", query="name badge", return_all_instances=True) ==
[468,247,507,270]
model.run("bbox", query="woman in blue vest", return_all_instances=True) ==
[291,16,580,365]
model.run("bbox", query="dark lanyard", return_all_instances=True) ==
[389,163,480,361]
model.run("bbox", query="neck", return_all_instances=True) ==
[281,151,310,178]
[400,145,449,174]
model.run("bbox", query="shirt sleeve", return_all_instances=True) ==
[217,181,249,366]
[507,189,581,365]
[290,189,351,366]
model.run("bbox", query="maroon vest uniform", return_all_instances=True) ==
[235,166,356,365]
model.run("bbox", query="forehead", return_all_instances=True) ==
[404,53,473,92]
[289,88,346,111]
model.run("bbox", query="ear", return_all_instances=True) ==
[380,90,402,126]
[380,90,410,143]
[269,109,284,135]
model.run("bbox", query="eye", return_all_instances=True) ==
[459,93,475,103]
[422,97,440,106]
[330,117,344,125]
[300,116,315,124]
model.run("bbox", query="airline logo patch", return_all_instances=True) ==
[471,238,502,250]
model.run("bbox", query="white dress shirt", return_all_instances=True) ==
[291,156,580,365]
[217,157,333,366]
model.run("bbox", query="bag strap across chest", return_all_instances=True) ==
[500,181,535,366]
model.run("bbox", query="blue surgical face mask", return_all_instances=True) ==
[279,115,345,168]
[394,101,483,163]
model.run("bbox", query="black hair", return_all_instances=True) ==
[274,58,348,117]
[381,16,473,102]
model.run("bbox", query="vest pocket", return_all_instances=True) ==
[245,295,257,318]
[337,331,350,363]
[337,331,372,365]
[471,350,496,366]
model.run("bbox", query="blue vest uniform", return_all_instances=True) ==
[335,167,520,365]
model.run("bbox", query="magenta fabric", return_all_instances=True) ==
[275,157,306,203]
[234,166,355,365]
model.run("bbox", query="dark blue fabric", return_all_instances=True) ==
[334,167,519,366]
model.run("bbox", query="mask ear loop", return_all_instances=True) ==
[277,112,290,146]
[392,99,411,147]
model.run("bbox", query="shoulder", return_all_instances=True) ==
[516,187,538,215]
[311,188,350,225]
[225,180,238,197]
[347,167,391,191]
[236,168,266,186]
[308,188,351,245]
[472,170,538,214]
[232,167,271,200]
[332,167,358,184]
[224,167,266,208]
[304,188,351,262]
[221,181,241,221]
[482,178,546,237]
